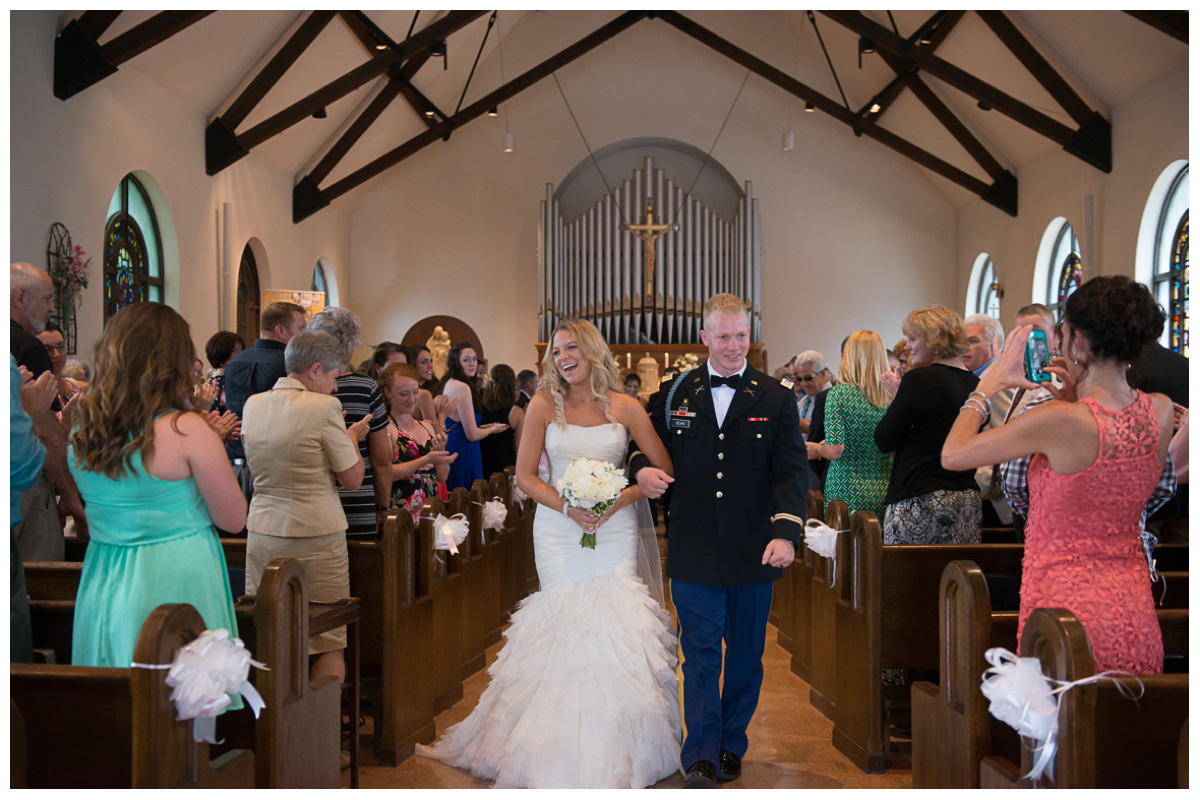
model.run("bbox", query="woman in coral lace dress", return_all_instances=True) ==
[943,276,1173,674]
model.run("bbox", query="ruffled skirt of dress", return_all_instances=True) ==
[416,573,682,788]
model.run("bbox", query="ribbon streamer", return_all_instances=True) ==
[803,519,847,586]
[132,628,267,744]
[980,647,1143,782]
[511,475,529,504]
[432,512,469,555]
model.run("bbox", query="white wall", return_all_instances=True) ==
[10,11,352,366]
[955,62,1188,326]
[349,12,958,373]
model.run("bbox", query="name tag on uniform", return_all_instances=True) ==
[670,418,692,429]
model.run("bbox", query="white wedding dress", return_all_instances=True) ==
[416,422,682,788]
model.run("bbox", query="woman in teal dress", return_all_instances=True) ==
[811,330,894,518]
[68,303,248,669]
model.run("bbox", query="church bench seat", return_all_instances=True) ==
[10,603,256,788]
[783,491,822,682]
[452,483,490,678]
[978,606,1189,789]
[831,518,1025,773]
[807,498,850,721]
[424,496,466,715]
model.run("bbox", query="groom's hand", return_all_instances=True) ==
[762,538,795,568]
[636,467,674,498]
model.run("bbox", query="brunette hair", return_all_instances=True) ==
[438,341,482,407]
[367,341,406,380]
[204,330,245,369]
[70,303,198,479]
[482,363,519,412]
[1063,275,1164,366]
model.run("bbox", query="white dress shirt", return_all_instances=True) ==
[707,360,747,428]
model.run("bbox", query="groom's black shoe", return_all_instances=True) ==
[683,760,718,788]
[717,750,742,782]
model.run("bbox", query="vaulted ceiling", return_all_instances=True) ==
[51,10,1187,222]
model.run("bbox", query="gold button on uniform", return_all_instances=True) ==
[676,429,682,435]
[719,433,725,440]
[757,433,762,439]
[717,453,724,460]
[716,491,723,498]
[717,472,723,479]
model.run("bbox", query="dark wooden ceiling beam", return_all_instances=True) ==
[821,11,1076,145]
[100,11,214,67]
[76,11,122,40]
[297,11,649,220]
[1125,10,1188,44]
[654,11,1014,215]
[307,79,406,186]
[860,11,963,122]
[220,11,336,132]
[339,10,384,53]
[235,11,485,152]
[976,11,1094,126]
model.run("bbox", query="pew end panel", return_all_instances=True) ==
[788,491,822,682]
[422,495,465,715]
[11,603,256,788]
[809,499,850,721]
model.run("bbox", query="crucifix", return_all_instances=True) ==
[621,201,678,301]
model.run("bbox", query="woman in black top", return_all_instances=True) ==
[874,304,981,545]
[479,364,525,481]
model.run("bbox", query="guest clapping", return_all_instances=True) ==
[242,330,369,682]
[307,307,392,538]
[380,363,456,524]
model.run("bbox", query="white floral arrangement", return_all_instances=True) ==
[555,457,626,549]
[673,352,700,371]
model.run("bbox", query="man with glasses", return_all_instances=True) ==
[792,352,834,441]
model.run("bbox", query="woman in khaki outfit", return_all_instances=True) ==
[242,330,368,683]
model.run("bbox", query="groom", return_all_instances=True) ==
[633,293,808,788]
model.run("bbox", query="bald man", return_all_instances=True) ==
[10,262,88,559]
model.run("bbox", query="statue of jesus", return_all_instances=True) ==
[621,201,677,302]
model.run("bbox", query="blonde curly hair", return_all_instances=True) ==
[539,319,621,425]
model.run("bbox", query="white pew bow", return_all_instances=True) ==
[803,518,846,585]
[482,498,507,531]
[432,512,469,555]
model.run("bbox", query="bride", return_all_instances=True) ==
[416,319,681,788]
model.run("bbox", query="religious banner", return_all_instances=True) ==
[264,289,325,319]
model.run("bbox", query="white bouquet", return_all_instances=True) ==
[555,457,626,549]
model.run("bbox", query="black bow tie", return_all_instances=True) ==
[709,373,743,389]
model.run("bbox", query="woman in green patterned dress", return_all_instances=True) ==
[810,330,894,518]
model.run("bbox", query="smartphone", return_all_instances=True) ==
[1025,329,1051,383]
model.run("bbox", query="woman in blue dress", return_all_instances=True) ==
[437,342,508,490]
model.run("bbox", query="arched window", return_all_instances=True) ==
[1046,222,1081,319]
[965,253,1001,317]
[312,257,339,306]
[311,261,327,299]
[103,174,164,322]
[236,244,261,344]
[1152,168,1189,355]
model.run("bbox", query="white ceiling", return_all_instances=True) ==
[54,10,1187,211]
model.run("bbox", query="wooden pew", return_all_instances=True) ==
[424,496,465,714]
[831,515,1024,773]
[774,490,821,659]
[479,471,511,647]
[453,483,489,678]
[226,558,342,788]
[785,490,823,683]
[808,498,850,720]
[914,559,1190,788]
[10,603,256,788]
[911,559,1022,788]
[979,607,1190,788]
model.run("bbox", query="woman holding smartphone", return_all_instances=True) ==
[942,275,1173,674]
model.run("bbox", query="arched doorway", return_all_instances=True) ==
[236,244,261,343]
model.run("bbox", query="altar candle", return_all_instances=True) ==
[664,353,669,370]
[626,352,631,370]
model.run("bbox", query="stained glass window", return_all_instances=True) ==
[103,175,163,322]
[1046,223,1080,319]
[1152,166,1189,356]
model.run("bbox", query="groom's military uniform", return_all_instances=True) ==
[633,363,808,775]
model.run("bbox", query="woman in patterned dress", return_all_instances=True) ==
[811,330,893,518]
[380,363,456,525]
[943,276,1172,673]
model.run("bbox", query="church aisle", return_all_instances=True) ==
[344,621,913,789]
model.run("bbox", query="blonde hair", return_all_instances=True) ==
[901,304,968,360]
[539,319,620,425]
[702,293,749,329]
[838,330,892,409]
[70,303,198,479]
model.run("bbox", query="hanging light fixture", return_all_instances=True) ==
[782,130,795,152]
[805,101,815,112]
[502,132,515,153]
[487,106,499,117]
[496,12,513,154]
